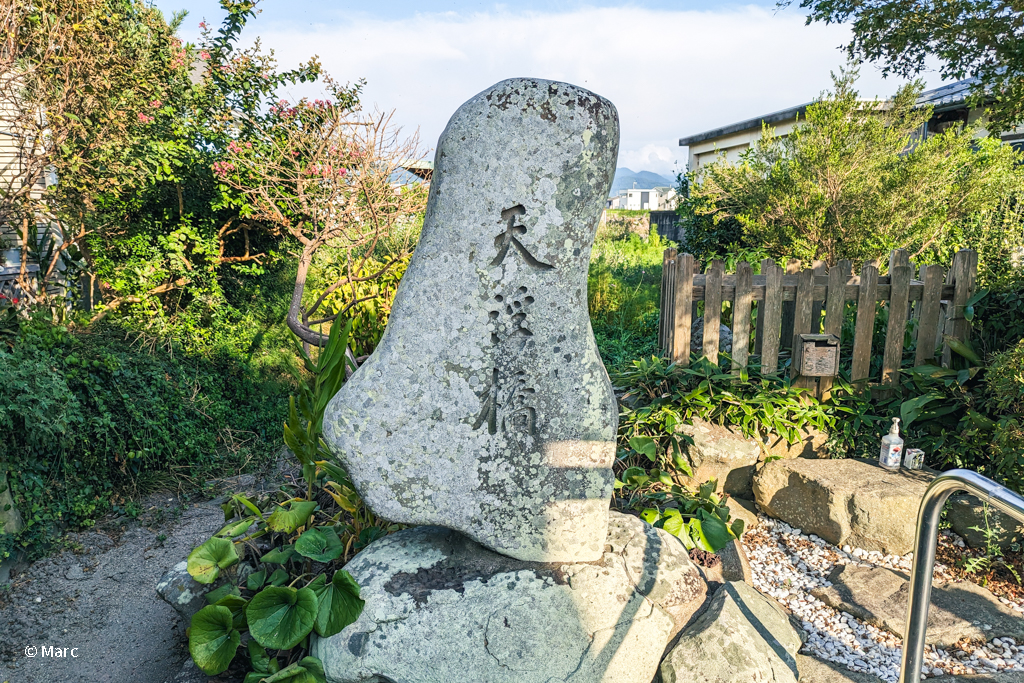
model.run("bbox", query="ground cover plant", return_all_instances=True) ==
[184,321,390,680]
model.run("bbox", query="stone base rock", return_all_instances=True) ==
[690,317,733,353]
[660,581,802,683]
[761,426,829,460]
[752,457,934,555]
[811,564,1024,648]
[796,654,882,682]
[677,418,762,499]
[313,512,705,683]
[156,560,254,622]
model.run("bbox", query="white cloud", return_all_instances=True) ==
[240,6,946,176]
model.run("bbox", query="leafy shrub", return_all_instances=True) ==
[0,320,291,560]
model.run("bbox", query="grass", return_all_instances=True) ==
[588,225,672,374]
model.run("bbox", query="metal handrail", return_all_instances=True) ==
[900,469,1024,683]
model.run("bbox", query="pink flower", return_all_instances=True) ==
[200,51,211,60]
[137,112,153,123]
[150,100,161,108]
[199,21,207,29]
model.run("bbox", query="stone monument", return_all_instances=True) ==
[317,78,706,683]
[323,77,619,563]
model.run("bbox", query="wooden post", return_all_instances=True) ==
[780,258,800,350]
[703,260,724,364]
[881,264,912,389]
[761,261,784,374]
[791,268,816,387]
[942,249,978,366]
[915,264,945,366]
[659,248,671,350]
[664,249,677,357]
[732,261,754,373]
[753,258,773,356]
[810,260,827,332]
[819,259,851,399]
[851,262,879,389]
[672,253,695,366]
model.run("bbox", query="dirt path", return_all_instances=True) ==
[0,495,225,683]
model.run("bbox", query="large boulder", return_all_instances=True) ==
[313,512,706,683]
[660,581,802,683]
[0,470,24,536]
[323,78,620,563]
[760,425,829,460]
[677,418,762,499]
[811,564,1024,647]
[752,457,933,555]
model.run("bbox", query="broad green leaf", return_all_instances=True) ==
[316,460,352,486]
[187,537,240,584]
[267,501,318,533]
[248,640,271,674]
[205,583,240,605]
[247,568,267,591]
[628,436,658,461]
[262,656,327,683]
[261,545,296,565]
[233,494,263,516]
[900,393,940,428]
[268,568,290,586]
[622,466,649,488]
[944,335,983,365]
[730,518,745,539]
[216,516,258,538]
[188,605,240,675]
[313,570,365,638]
[640,508,659,525]
[659,509,684,537]
[246,586,318,650]
[696,508,733,552]
[214,594,249,630]
[295,527,344,563]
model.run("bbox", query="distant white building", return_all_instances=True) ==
[607,186,677,211]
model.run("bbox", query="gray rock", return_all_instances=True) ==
[690,317,732,353]
[155,560,216,621]
[677,418,762,499]
[752,457,934,555]
[796,654,882,682]
[660,580,802,683]
[948,494,1022,551]
[719,538,752,583]
[810,564,1024,647]
[323,78,619,563]
[313,512,706,683]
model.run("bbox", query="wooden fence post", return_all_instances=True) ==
[818,260,851,399]
[915,264,945,366]
[672,253,695,366]
[942,249,978,366]
[732,261,753,373]
[780,258,800,350]
[659,248,670,350]
[703,260,724,363]
[791,268,816,388]
[810,260,827,332]
[754,258,773,356]
[761,261,784,374]
[851,262,879,389]
[881,264,913,390]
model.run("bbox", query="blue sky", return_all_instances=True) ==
[150,0,947,176]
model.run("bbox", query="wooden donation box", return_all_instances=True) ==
[800,334,840,377]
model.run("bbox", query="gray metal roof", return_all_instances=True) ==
[679,78,981,148]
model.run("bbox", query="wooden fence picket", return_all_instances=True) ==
[732,261,753,373]
[851,262,879,387]
[881,264,913,390]
[915,264,945,367]
[761,262,784,375]
[703,260,724,363]
[819,260,851,398]
[672,253,695,366]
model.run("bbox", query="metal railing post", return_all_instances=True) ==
[900,469,1024,683]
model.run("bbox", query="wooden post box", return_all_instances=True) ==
[800,334,840,377]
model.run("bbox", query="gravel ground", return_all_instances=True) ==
[745,515,1024,682]
[0,495,224,683]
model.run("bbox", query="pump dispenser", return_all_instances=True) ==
[879,417,903,470]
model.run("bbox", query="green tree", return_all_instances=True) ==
[786,0,1024,134]
[684,68,1023,264]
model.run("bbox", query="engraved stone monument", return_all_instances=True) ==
[323,77,619,562]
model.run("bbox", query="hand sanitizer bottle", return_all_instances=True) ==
[879,417,903,470]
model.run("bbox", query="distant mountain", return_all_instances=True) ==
[610,168,675,195]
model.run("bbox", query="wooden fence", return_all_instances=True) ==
[658,248,978,397]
